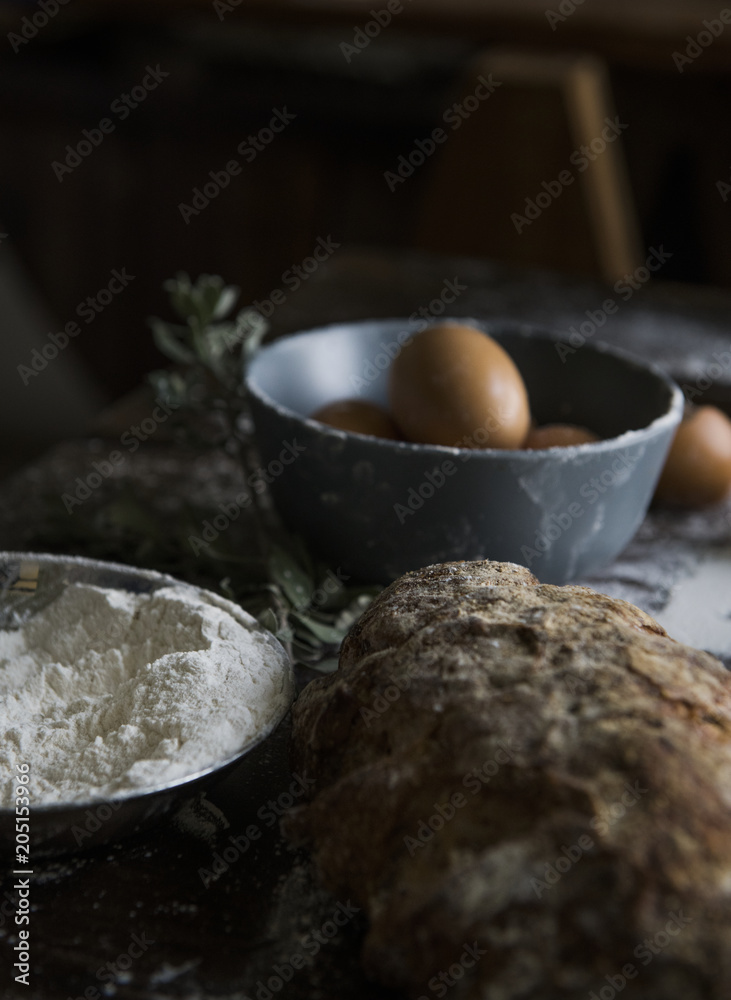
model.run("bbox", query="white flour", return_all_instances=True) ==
[0,583,291,806]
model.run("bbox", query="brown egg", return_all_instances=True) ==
[388,323,531,448]
[523,423,600,449]
[310,399,401,440]
[654,405,731,507]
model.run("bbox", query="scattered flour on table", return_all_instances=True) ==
[0,583,291,806]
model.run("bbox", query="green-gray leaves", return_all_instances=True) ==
[149,272,268,394]
[141,271,380,670]
[163,272,237,328]
[239,543,379,667]
[268,544,313,610]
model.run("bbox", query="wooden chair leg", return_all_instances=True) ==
[415,49,642,283]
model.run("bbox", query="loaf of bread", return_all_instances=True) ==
[288,560,731,1000]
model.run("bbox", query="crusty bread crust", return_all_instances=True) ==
[289,561,731,999]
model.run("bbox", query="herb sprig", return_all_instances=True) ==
[147,273,379,667]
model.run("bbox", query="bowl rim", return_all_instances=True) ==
[0,551,294,814]
[246,318,685,458]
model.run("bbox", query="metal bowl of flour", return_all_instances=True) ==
[246,319,684,584]
[0,553,294,857]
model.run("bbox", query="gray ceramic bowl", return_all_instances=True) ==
[246,319,683,584]
[0,553,294,856]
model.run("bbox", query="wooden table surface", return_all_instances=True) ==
[1,248,730,1000]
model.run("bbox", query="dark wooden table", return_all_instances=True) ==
[1,248,731,999]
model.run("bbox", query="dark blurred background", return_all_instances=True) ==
[2,0,731,469]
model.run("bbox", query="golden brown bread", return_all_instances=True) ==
[288,561,731,999]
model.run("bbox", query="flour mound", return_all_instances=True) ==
[0,583,291,805]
